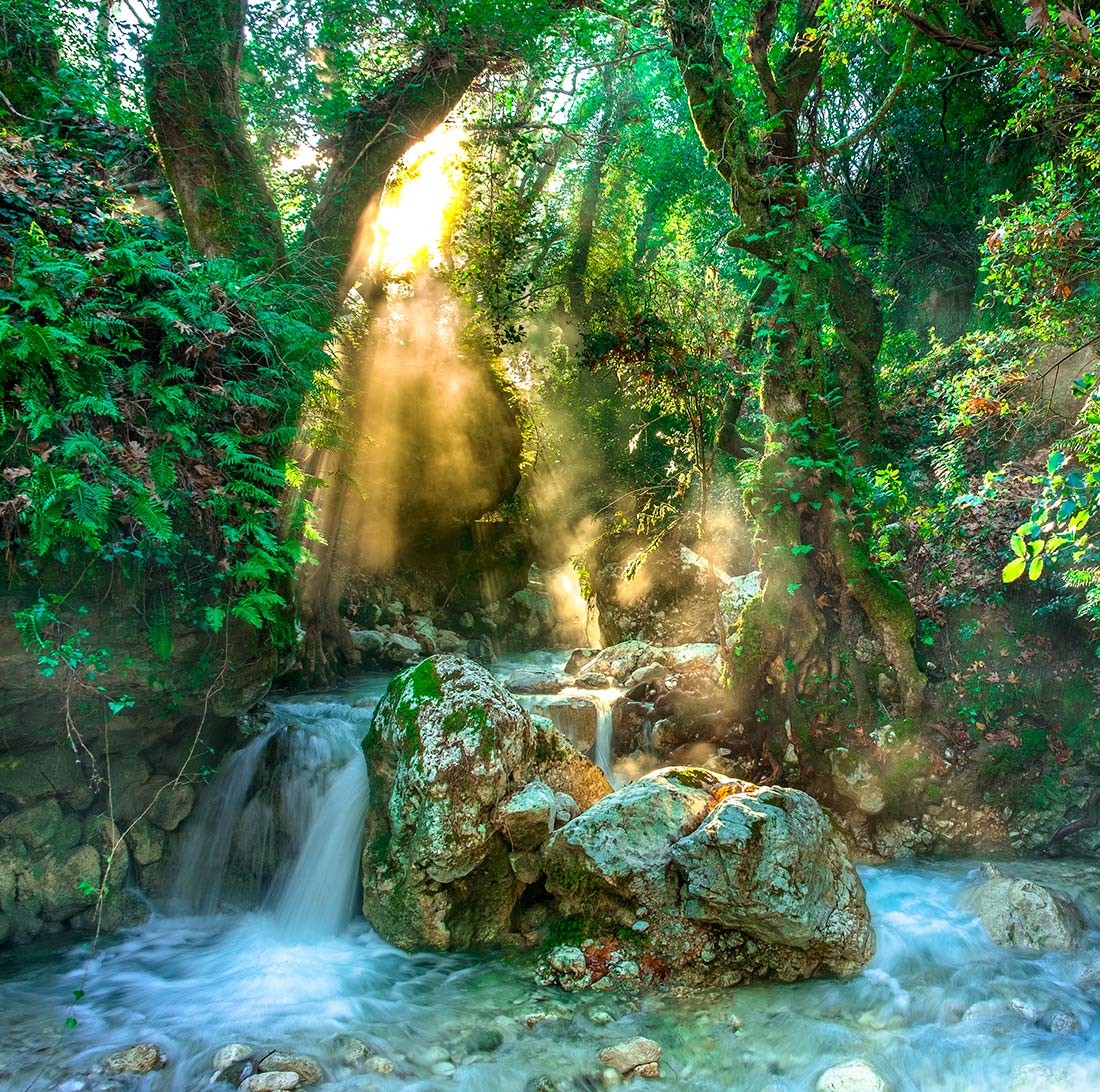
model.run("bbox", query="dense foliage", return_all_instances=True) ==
[2,0,1099,772]
[0,115,331,664]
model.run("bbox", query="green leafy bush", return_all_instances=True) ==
[0,128,331,638]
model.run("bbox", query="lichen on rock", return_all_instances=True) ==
[361,654,611,950]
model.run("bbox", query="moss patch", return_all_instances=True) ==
[663,767,720,791]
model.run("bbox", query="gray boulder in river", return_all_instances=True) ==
[361,655,611,949]
[542,767,874,985]
[363,655,873,986]
[964,864,1084,950]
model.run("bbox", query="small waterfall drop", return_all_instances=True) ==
[170,678,390,929]
[561,685,620,782]
[270,752,370,935]
[171,727,277,915]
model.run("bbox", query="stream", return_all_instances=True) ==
[1,665,1099,1092]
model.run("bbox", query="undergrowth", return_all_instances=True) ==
[0,123,332,648]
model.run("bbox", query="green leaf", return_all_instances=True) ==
[1028,557,1044,580]
[1002,558,1026,583]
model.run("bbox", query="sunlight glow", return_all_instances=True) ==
[278,144,318,172]
[370,125,466,277]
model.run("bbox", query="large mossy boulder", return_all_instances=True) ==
[361,655,612,950]
[541,767,874,986]
[363,666,872,987]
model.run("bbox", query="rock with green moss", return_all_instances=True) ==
[540,766,873,987]
[362,655,610,951]
[543,768,730,911]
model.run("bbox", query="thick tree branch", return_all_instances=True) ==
[302,34,496,304]
[660,0,769,240]
[748,0,784,122]
[776,0,826,122]
[888,2,1001,54]
[799,27,918,164]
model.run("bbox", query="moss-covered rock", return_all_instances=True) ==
[361,654,611,950]
[540,766,873,987]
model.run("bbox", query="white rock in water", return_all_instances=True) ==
[1049,1010,1081,1034]
[964,868,1083,950]
[257,1052,322,1085]
[363,1057,395,1074]
[599,1037,661,1075]
[548,944,588,977]
[505,668,568,694]
[213,1044,253,1071]
[239,1074,300,1092]
[816,1060,888,1092]
[101,1043,167,1075]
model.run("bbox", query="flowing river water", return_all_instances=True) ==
[1,665,1099,1092]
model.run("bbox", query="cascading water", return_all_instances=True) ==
[169,726,277,915]
[172,682,385,924]
[560,685,619,782]
[270,754,369,935]
[493,648,623,782]
[4,853,1100,1091]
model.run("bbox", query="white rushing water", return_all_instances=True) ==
[169,685,383,921]
[559,685,620,782]
[3,860,1100,1090]
[3,662,1100,1090]
[493,650,622,781]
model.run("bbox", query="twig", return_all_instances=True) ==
[0,89,32,122]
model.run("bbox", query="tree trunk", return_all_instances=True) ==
[144,0,286,267]
[303,35,497,305]
[143,4,547,678]
[661,0,924,754]
[0,0,60,117]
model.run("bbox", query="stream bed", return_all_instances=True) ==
[1,668,1099,1092]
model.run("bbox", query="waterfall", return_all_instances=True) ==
[574,687,617,782]
[170,683,387,928]
[270,753,370,935]
[516,684,622,783]
[171,727,276,915]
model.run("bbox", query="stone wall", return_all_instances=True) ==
[0,568,283,943]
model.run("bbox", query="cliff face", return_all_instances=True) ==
[0,564,286,943]
[0,115,316,944]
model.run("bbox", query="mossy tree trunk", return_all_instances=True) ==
[144,0,286,267]
[660,0,924,754]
